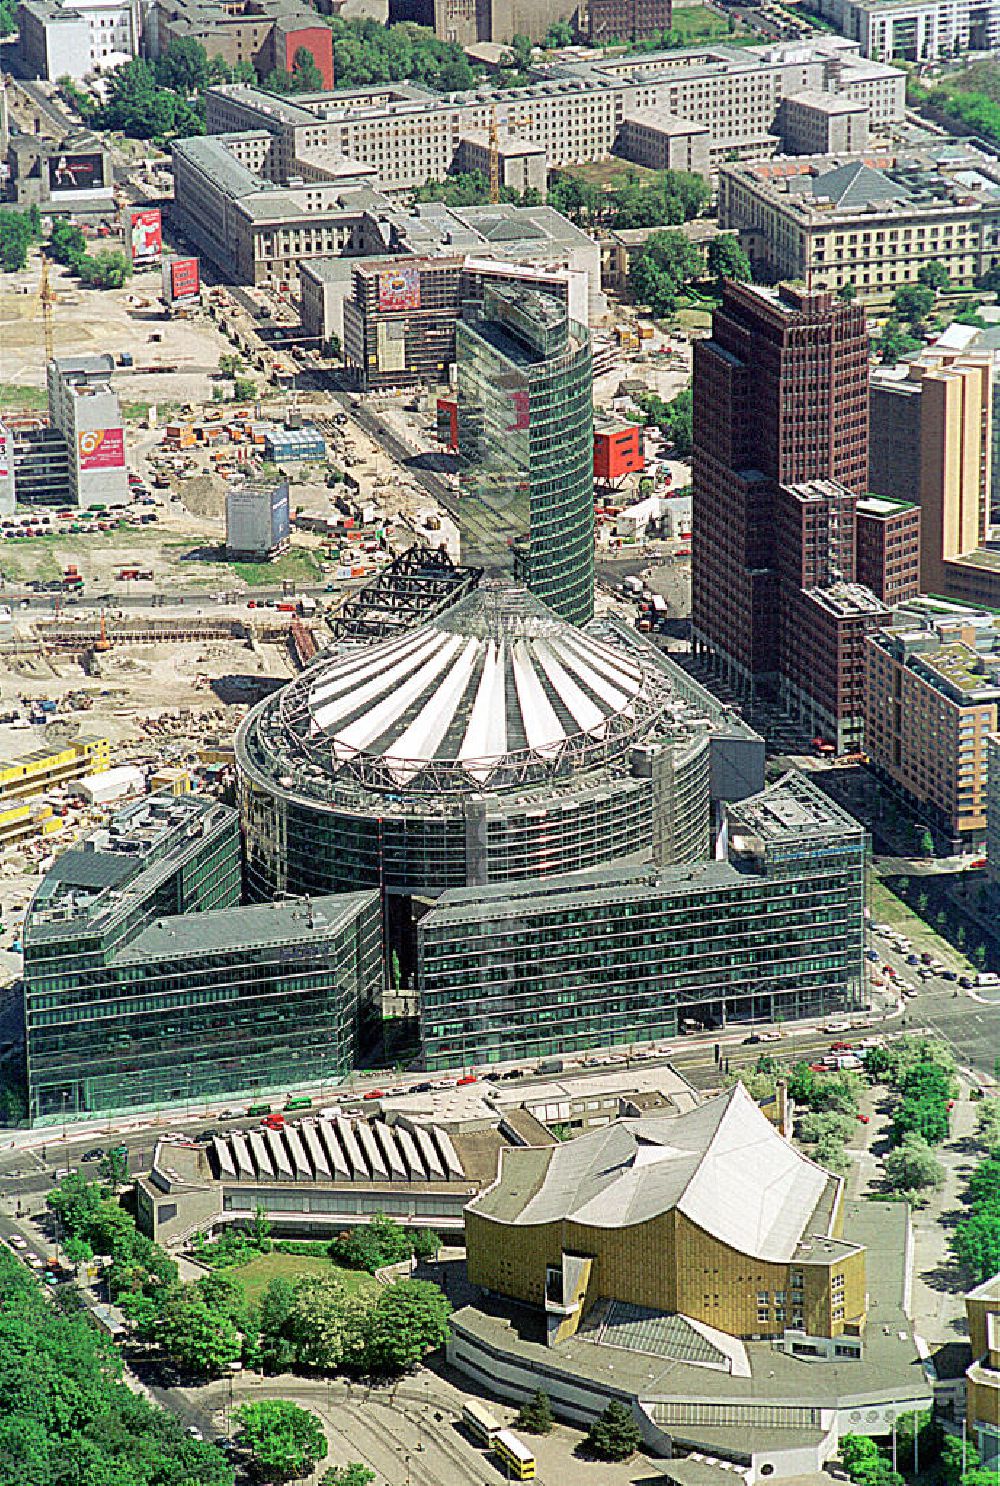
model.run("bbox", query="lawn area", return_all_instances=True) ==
[0,382,48,412]
[229,549,323,587]
[553,158,663,190]
[227,1251,379,1307]
[870,877,974,972]
[670,3,732,39]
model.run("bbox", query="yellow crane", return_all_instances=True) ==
[488,104,535,205]
[39,252,56,364]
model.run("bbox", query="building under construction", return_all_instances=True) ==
[328,544,482,643]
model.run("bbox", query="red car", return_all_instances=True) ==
[830,1041,853,1051]
[809,1063,828,1073]
[457,1074,478,1086]
[857,1114,870,1124]
[261,1113,284,1130]
[362,1089,384,1100]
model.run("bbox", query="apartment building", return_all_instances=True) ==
[720,148,1000,301]
[18,0,137,80]
[869,350,994,602]
[615,109,711,177]
[145,0,334,87]
[866,619,1000,847]
[815,0,999,60]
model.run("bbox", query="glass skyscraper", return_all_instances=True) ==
[456,282,594,626]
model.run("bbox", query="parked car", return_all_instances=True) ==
[81,1147,104,1162]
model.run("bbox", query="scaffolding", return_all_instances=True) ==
[328,544,483,643]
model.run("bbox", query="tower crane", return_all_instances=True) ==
[488,104,535,205]
[39,252,56,365]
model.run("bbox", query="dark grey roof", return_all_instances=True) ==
[812,161,911,209]
[42,850,133,892]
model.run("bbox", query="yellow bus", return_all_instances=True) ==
[492,1428,536,1480]
[462,1400,502,1445]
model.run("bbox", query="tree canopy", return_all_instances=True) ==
[0,1247,232,1486]
[586,1400,642,1462]
[630,229,704,316]
[327,17,478,93]
[236,1400,328,1485]
[0,206,41,273]
[706,233,752,286]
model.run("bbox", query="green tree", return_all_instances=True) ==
[410,1227,441,1263]
[545,19,574,45]
[976,1098,1000,1154]
[258,1276,299,1373]
[0,206,41,272]
[49,217,88,268]
[884,1133,945,1193]
[236,1399,328,1485]
[509,32,533,69]
[587,1400,642,1462]
[155,36,210,92]
[798,1109,853,1144]
[360,1279,451,1373]
[77,250,132,289]
[877,316,922,365]
[47,1171,105,1238]
[517,1388,554,1434]
[321,1467,376,1486]
[838,281,857,301]
[939,1434,978,1486]
[706,232,752,286]
[159,1295,242,1378]
[290,46,324,92]
[951,1209,1000,1282]
[917,259,950,292]
[233,377,257,401]
[99,1149,130,1194]
[919,828,934,857]
[330,1212,413,1273]
[62,1234,94,1273]
[286,1275,364,1372]
[893,282,935,327]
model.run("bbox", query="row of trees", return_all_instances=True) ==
[0,1245,232,1486]
[842,1416,992,1486]
[412,171,541,209]
[865,1036,957,1148]
[327,16,478,93]
[548,168,711,230]
[951,1098,1000,1282]
[909,60,1000,152]
[634,387,693,458]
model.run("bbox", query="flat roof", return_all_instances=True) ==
[117,891,376,961]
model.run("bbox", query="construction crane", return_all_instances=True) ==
[488,104,534,205]
[39,252,56,364]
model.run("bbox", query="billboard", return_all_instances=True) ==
[163,256,200,304]
[78,428,125,472]
[377,266,420,313]
[128,208,162,264]
[0,428,9,481]
[48,152,105,193]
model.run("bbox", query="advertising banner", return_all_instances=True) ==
[78,428,125,471]
[0,430,9,480]
[163,256,200,303]
[48,153,105,193]
[129,208,162,264]
[377,266,420,313]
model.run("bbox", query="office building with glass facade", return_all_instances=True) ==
[236,586,765,976]
[23,793,381,1122]
[456,283,594,626]
[418,771,867,1069]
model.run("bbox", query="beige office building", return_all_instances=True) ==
[869,350,993,601]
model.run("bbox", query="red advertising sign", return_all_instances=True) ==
[168,257,200,302]
[377,265,420,313]
[129,208,162,264]
[78,428,125,471]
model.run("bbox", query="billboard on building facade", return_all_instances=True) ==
[377,266,420,313]
[0,428,9,481]
[163,256,200,304]
[48,153,105,193]
[78,428,125,471]
[128,208,162,264]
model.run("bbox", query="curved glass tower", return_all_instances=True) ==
[456,283,594,626]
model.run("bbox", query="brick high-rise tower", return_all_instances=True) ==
[693,282,886,752]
